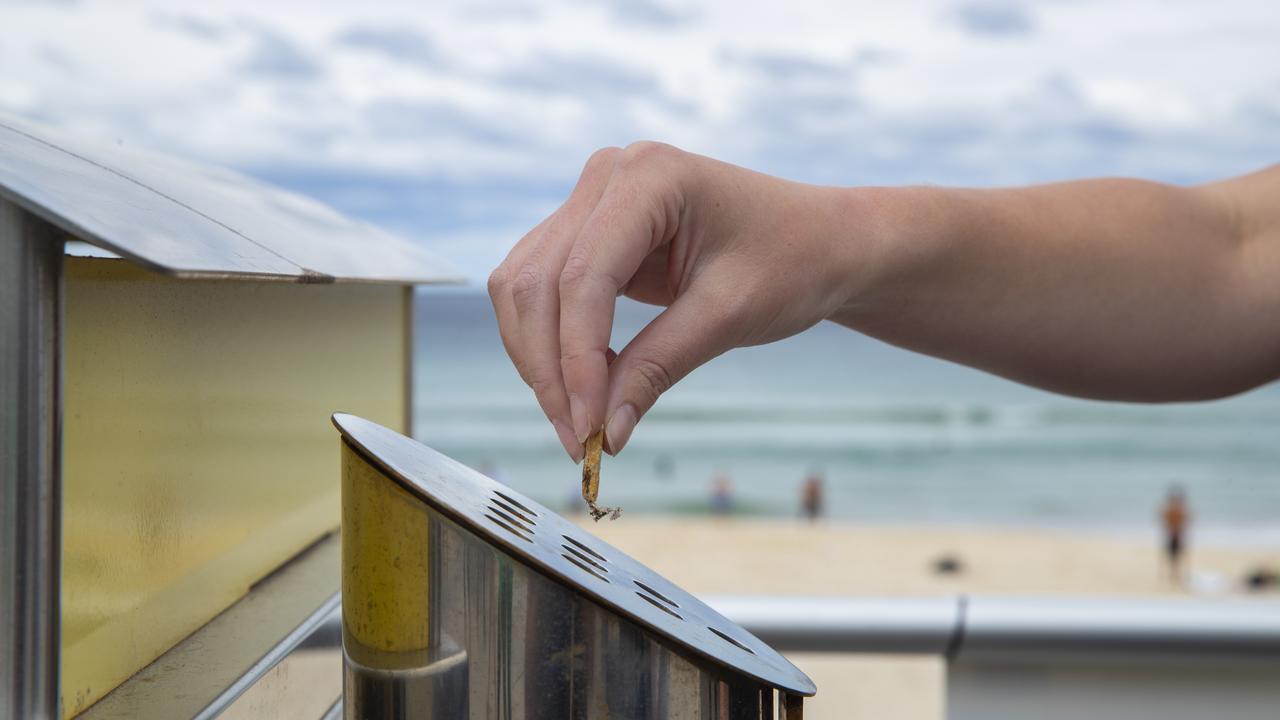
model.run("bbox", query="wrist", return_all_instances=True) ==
[826,184,972,329]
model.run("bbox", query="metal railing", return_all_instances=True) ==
[710,594,1280,720]
[706,594,1280,663]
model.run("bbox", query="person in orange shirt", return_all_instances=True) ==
[1161,486,1191,586]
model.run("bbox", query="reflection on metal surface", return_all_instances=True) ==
[336,416,814,718]
[61,259,409,716]
[0,198,63,720]
[343,636,468,719]
[0,113,461,284]
[950,597,1280,720]
[80,534,341,720]
[949,660,1280,720]
[64,240,120,259]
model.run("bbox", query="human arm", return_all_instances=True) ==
[486,143,1280,459]
[832,164,1280,403]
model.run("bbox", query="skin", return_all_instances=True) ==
[487,142,1280,462]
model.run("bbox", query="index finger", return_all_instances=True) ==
[558,149,681,443]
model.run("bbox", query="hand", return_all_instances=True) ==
[488,142,861,460]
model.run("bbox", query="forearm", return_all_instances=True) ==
[831,168,1280,401]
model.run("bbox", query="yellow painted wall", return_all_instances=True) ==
[61,258,409,717]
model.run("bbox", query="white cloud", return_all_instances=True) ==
[335,25,440,68]
[2,0,1278,280]
[949,1,1035,37]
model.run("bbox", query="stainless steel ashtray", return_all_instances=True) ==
[334,412,815,719]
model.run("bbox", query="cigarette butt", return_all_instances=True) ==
[581,429,620,521]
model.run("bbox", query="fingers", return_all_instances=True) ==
[489,147,622,461]
[511,150,619,460]
[603,286,739,454]
[559,145,683,447]
[511,260,580,462]
[489,211,557,382]
[496,142,693,461]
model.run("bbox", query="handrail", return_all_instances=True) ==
[705,596,961,655]
[306,593,1280,665]
[706,595,1280,664]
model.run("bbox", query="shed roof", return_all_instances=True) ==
[0,114,461,284]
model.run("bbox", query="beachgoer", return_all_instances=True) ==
[486,145,1280,461]
[800,471,824,522]
[709,473,733,515]
[1161,486,1190,584]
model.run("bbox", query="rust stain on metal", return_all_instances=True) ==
[580,429,621,521]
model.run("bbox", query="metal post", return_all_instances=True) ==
[780,692,804,719]
[0,198,63,720]
[402,286,415,439]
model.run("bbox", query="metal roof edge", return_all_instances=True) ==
[0,113,463,285]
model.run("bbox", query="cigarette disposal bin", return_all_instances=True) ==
[335,413,816,719]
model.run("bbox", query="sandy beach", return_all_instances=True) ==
[574,518,1279,720]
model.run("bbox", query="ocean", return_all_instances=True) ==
[414,289,1280,538]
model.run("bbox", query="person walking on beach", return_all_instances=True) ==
[1161,487,1191,586]
[800,470,824,522]
[709,472,733,515]
[486,145,1280,465]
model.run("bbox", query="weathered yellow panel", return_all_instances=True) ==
[61,258,409,717]
[341,441,431,656]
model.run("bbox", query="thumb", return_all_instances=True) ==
[603,289,740,454]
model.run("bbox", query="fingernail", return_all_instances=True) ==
[569,394,590,443]
[554,420,583,464]
[605,403,637,455]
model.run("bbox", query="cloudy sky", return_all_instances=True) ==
[2,0,1278,280]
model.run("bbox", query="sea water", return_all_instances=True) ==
[414,289,1280,538]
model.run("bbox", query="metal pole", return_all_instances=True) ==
[403,286,415,439]
[706,595,961,655]
[0,198,63,720]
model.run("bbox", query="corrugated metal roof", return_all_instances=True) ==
[0,114,462,284]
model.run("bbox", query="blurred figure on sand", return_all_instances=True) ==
[1161,486,1190,585]
[710,473,733,515]
[801,470,825,522]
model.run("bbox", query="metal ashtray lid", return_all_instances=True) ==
[332,413,816,696]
